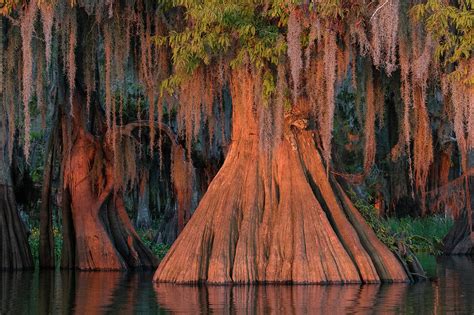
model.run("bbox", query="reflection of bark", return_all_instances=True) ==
[438,256,474,312]
[0,272,34,313]
[73,272,123,314]
[60,270,75,312]
[154,283,409,314]
[38,271,56,314]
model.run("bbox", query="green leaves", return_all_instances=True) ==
[157,0,288,79]
[412,0,474,83]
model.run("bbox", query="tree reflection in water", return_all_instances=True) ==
[0,257,473,313]
[154,283,410,314]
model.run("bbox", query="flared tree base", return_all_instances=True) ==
[443,211,474,255]
[154,131,409,284]
[0,184,33,270]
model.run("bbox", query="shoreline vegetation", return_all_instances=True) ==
[26,213,452,270]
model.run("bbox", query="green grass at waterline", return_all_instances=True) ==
[384,216,453,255]
[27,215,452,266]
[28,226,170,267]
[351,191,453,256]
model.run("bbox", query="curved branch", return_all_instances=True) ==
[119,120,178,146]
[370,0,390,21]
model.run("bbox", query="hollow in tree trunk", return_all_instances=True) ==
[154,69,409,284]
[61,92,158,270]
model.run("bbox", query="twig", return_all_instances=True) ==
[370,0,390,22]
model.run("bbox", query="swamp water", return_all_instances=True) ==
[1,256,473,314]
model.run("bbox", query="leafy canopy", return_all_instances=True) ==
[412,0,474,83]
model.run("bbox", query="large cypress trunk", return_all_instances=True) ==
[61,93,158,270]
[0,91,33,270]
[154,68,409,284]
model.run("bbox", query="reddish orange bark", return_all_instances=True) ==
[154,68,409,284]
[62,93,158,270]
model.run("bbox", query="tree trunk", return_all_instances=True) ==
[0,63,33,269]
[60,117,75,269]
[172,145,196,233]
[62,92,158,270]
[135,172,151,229]
[154,68,409,284]
[443,151,474,255]
[39,112,58,269]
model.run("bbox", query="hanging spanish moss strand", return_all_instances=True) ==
[370,0,399,75]
[137,96,143,158]
[305,14,320,68]
[104,23,113,133]
[450,67,474,172]
[20,0,38,161]
[67,10,77,114]
[321,30,337,174]
[287,8,302,103]
[40,4,54,70]
[393,28,414,194]
[374,74,385,128]
[336,36,350,84]
[5,26,19,163]
[363,64,376,173]
[84,37,96,120]
[0,17,3,97]
[350,23,370,57]
[36,49,46,129]
[274,62,286,147]
[412,34,434,204]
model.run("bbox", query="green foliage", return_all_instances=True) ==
[412,0,474,83]
[28,225,63,266]
[351,191,398,252]
[156,0,365,96]
[351,190,453,255]
[137,228,170,259]
[158,0,288,73]
[385,216,453,255]
[28,224,170,266]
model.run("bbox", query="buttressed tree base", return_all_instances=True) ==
[154,69,408,284]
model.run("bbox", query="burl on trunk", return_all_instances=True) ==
[154,68,409,284]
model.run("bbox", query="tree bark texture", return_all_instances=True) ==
[0,85,33,270]
[154,68,409,284]
[61,93,158,270]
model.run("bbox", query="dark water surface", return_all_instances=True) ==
[1,256,473,314]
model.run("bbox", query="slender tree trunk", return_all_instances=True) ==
[0,80,33,270]
[135,172,151,229]
[172,145,196,233]
[60,110,76,268]
[39,113,58,268]
[154,68,409,284]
